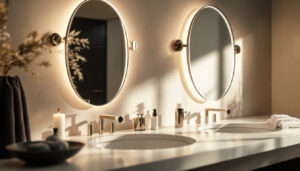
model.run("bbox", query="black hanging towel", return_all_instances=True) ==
[0,76,31,158]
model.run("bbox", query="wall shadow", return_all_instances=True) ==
[65,114,87,136]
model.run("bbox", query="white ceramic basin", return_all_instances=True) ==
[215,123,276,133]
[89,134,196,150]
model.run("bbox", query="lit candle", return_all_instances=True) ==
[53,108,65,138]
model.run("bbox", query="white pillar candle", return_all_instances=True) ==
[53,108,65,138]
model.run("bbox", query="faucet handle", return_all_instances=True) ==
[110,122,114,133]
[226,109,231,115]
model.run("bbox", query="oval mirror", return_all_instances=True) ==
[66,0,128,105]
[188,6,235,101]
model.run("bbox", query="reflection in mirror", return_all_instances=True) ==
[66,0,128,105]
[188,6,235,101]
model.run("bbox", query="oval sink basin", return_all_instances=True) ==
[89,134,196,150]
[215,123,276,133]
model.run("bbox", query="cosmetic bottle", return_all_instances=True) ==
[175,108,184,128]
[151,109,158,130]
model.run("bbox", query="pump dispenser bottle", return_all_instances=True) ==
[151,109,158,130]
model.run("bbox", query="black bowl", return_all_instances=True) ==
[5,141,85,165]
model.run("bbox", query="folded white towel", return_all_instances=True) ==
[288,121,300,128]
[268,117,297,129]
[271,114,289,119]
[267,114,300,129]
[279,120,300,129]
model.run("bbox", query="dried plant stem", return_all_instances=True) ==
[0,2,54,79]
[66,30,89,81]
[0,2,89,80]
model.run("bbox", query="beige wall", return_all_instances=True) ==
[6,0,271,140]
[272,0,300,116]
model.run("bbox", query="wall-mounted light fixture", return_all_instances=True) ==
[47,33,62,46]
[172,39,241,55]
[172,39,187,51]
[234,45,241,54]
[129,41,137,51]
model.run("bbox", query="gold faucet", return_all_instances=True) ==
[205,108,230,123]
[99,114,123,134]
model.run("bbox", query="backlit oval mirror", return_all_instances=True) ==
[66,0,128,105]
[188,6,235,101]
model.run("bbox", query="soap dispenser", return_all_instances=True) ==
[151,109,158,130]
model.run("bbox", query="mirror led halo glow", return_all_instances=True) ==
[65,0,129,106]
[185,6,236,102]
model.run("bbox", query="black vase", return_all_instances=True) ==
[0,76,31,158]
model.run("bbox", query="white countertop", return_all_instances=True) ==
[2,115,300,170]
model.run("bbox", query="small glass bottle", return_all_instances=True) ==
[151,109,158,130]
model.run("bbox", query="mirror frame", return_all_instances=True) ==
[65,0,129,106]
[186,6,236,102]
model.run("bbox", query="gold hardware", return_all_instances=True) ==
[47,33,62,46]
[99,114,123,134]
[234,45,241,54]
[129,41,137,51]
[205,108,230,123]
[88,123,93,136]
[212,113,217,123]
[92,89,103,94]
[172,39,187,51]
[110,122,114,133]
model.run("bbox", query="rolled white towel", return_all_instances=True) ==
[267,119,277,130]
[267,114,300,129]
[278,120,300,128]
[278,121,291,129]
